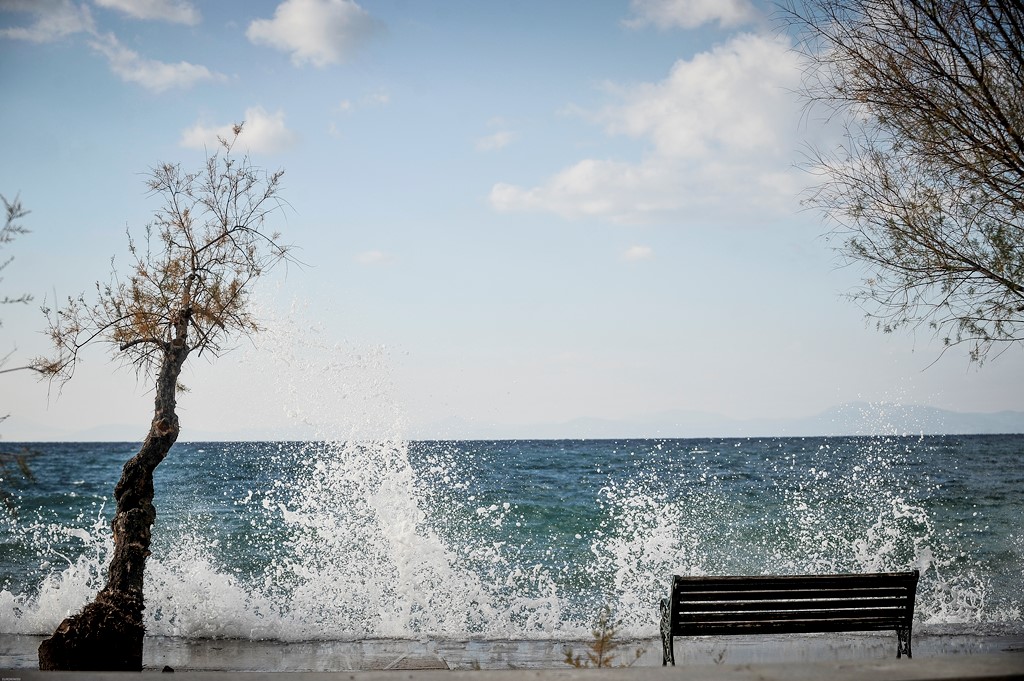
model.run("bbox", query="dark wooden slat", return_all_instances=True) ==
[678,618,908,636]
[678,607,909,623]
[677,588,912,602]
[675,572,918,584]
[679,593,913,606]
[673,574,917,592]
[677,597,911,613]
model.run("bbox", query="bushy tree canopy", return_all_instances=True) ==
[41,129,291,381]
[787,0,1024,362]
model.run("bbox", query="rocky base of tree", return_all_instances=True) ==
[38,595,144,671]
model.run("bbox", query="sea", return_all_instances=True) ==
[1,434,1022,658]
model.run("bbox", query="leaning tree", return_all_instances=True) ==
[785,0,1024,362]
[36,126,293,670]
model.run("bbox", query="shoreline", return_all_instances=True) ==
[3,632,1023,672]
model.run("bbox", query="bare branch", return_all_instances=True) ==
[784,0,1024,363]
[0,194,32,310]
[38,122,296,384]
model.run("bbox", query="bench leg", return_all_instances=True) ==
[660,597,675,666]
[896,625,912,659]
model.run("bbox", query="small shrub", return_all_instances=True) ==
[563,605,644,668]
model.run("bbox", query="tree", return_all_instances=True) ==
[0,195,31,310]
[1,194,38,515]
[785,0,1024,362]
[35,126,293,671]
[1,194,33,375]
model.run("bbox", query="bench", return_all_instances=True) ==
[659,570,919,665]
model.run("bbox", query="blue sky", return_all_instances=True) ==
[2,0,1022,441]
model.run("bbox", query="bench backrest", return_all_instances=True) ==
[667,571,919,637]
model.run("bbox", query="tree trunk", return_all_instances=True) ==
[38,342,187,671]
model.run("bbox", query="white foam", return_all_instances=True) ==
[2,312,1018,640]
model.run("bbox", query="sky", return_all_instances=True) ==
[1,0,1022,441]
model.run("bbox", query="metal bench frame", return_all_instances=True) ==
[660,570,919,665]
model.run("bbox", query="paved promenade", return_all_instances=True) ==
[2,632,1022,679]
[1,653,1023,681]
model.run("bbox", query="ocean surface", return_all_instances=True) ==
[1,435,1022,644]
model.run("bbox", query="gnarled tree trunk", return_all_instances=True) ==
[38,340,188,671]
[34,129,289,670]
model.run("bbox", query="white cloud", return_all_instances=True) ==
[93,0,199,25]
[0,0,95,42]
[491,158,687,223]
[246,0,380,68]
[476,130,514,152]
[88,31,223,92]
[181,107,298,154]
[623,245,654,261]
[1,2,215,91]
[603,33,800,159]
[625,0,758,30]
[489,33,807,225]
[355,250,394,265]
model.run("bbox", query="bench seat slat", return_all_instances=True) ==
[674,572,916,588]
[679,618,910,636]
[678,587,912,601]
[677,597,912,612]
[679,607,910,623]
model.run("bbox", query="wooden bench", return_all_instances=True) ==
[660,570,919,665]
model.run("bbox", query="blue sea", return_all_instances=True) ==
[1,435,1022,644]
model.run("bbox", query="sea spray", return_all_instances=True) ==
[262,439,500,638]
[1,312,1020,642]
[2,437,1021,640]
[0,504,111,634]
[237,307,571,638]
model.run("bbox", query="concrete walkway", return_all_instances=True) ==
[6,632,1024,672]
[2,653,1023,680]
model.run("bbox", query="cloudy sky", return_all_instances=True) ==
[1,0,1021,441]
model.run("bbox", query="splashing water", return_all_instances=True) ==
[1,311,1020,641]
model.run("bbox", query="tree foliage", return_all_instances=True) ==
[0,194,31,311]
[1,195,38,517]
[1,194,33,372]
[786,0,1024,362]
[1,194,31,374]
[40,127,291,381]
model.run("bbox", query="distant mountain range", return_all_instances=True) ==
[412,403,1024,440]
[8,402,1024,442]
